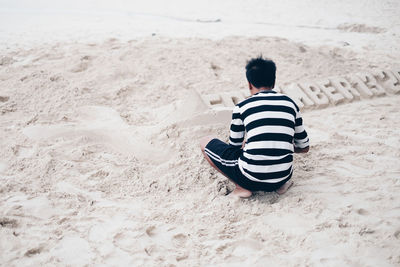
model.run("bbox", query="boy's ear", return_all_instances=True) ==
[248,82,252,90]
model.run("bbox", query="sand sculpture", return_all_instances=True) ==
[201,69,400,110]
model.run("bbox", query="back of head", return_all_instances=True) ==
[245,56,276,89]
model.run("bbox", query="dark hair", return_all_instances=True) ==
[245,56,276,88]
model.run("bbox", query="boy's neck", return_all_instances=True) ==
[250,86,273,95]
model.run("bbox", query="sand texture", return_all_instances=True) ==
[1,37,400,266]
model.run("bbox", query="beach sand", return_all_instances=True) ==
[1,35,400,265]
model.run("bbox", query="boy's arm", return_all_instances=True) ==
[229,105,245,147]
[293,109,310,153]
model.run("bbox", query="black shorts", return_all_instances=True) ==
[204,138,291,192]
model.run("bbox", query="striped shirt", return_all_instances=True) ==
[229,90,309,183]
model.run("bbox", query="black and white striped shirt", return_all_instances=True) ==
[230,90,309,183]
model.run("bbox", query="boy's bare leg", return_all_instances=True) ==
[231,184,252,198]
[200,136,252,198]
[276,180,294,195]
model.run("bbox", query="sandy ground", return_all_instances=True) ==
[0,36,399,266]
[1,0,400,54]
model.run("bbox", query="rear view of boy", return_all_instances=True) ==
[200,57,309,198]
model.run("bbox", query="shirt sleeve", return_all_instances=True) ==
[229,105,245,147]
[294,109,310,149]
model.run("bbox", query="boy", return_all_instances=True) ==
[200,57,309,198]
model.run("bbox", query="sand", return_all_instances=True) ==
[1,35,399,266]
[1,0,400,257]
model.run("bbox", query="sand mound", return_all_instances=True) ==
[337,23,386,34]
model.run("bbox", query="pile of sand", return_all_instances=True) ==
[0,37,399,266]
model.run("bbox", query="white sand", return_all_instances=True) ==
[1,0,400,54]
[1,0,400,265]
[1,36,399,266]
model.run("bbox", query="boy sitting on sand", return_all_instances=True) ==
[200,57,309,198]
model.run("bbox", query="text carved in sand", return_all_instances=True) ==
[201,69,400,110]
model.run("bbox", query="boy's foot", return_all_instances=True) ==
[276,180,294,195]
[231,187,252,198]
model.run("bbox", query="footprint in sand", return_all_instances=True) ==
[172,233,188,248]
[359,227,375,235]
[216,239,262,258]
[0,56,14,66]
[393,230,400,240]
[24,247,43,257]
[0,96,9,102]
[0,217,18,228]
[113,231,144,253]
[11,145,35,158]
[356,208,369,215]
[70,55,92,73]
[49,74,64,82]
[210,62,221,77]
[144,225,189,255]
[145,226,157,237]
[70,62,89,73]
